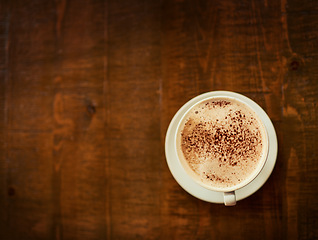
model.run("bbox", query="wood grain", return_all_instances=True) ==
[0,0,318,239]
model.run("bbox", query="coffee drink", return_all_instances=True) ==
[176,97,267,190]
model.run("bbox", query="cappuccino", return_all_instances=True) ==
[176,97,267,190]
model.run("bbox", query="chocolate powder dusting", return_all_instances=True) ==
[180,99,265,188]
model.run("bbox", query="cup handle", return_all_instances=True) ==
[224,191,236,206]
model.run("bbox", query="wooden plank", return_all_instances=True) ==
[51,0,108,239]
[0,0,9,237]
[1,1,56,239]
[107,0,162,238]
[281,1,318,239]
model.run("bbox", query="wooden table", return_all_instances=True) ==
[1,0,317,239]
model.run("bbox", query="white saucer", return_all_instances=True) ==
[165,91,278,203]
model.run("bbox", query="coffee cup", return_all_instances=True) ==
[173,91,269,206]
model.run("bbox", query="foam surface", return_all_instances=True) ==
[177,98,267,189]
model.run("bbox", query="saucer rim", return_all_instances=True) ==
[165,91,278,203]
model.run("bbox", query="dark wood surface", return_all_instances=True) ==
[1,0,318,239]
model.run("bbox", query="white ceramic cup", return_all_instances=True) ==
[173,91,269,206]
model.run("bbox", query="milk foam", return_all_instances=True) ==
[177,97,267,190]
